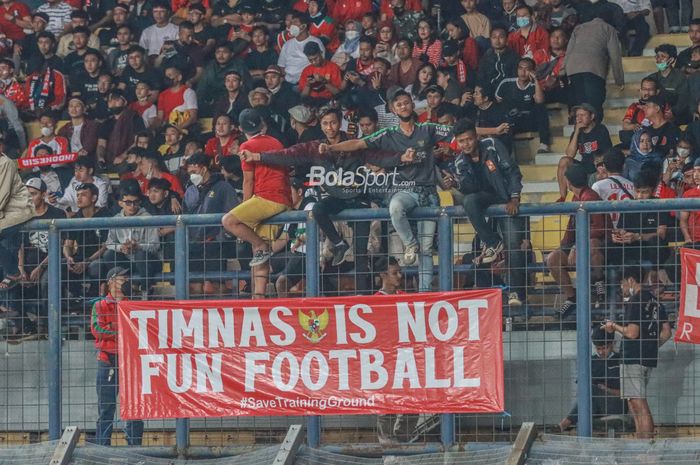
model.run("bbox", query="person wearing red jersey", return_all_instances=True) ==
[507,5,549,59]
[308,0,339,53]
[331,0,370,24]
[222,109,291,298]
[0,59,27,110]
[680,158,700,245]
[157,65,198,132]
[299,41,342,101]
[129,81,158,130]
[547,164,610,319]
[204,114,239,164]
[92,266,144,446]
[0,0,31,42]
[24,112,69,162]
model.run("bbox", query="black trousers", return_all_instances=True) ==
[569,73,607,121]
[312,196,370,291]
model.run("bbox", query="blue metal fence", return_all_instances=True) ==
[28,197,700,450]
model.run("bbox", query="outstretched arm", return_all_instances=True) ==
[319,138,368,154]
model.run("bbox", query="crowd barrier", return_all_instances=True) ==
[0,197,698,453]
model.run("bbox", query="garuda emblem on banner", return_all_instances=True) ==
[298,309,329,343]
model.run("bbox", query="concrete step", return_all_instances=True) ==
[521,191,562,203]
[534,152,565,165]
[563,124,623,137]
[646,33,692,48]
[522,180,559,194]
[605,97,637,109]
[520,164,557,182]
[622,56,656,73]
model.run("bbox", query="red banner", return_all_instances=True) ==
[18,153,78,168]
[676,248,700,344]
[117,290,504,419]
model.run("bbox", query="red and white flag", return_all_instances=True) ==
[675,248,700,344]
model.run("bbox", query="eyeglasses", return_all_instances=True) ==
[122,199,141,206]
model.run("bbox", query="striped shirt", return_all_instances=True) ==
[36,1,73,36]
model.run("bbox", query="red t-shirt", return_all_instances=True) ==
[298,60,342,100]
[331,0,371,23]
[204,135,238,160]
[157,86,190,121]
[683,187,700,243]
[240,135,291,207]
[0,2,29,41]
[507,26,549,59]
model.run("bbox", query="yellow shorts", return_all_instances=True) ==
[229,195,289,241]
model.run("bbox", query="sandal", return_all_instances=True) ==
[0,275,20,291]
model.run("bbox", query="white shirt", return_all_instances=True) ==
[141,104,157,128]
[277,36,325,84]
[36,1,72,36]
[610,0,651,14]
[592,174,635,228]
[70,123,83,152]
[139,22,179,56]
[54,175,109,212]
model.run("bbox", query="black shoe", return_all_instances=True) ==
[331,241,350,266]
[557,299,576,319]
[593,280,605,309]
[480,241,504,264]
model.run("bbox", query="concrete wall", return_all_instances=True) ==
[0,332,696,432]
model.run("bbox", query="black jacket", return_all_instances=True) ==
[454,137,523,202]
[476,48,518,88]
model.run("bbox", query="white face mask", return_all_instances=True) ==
[345,30,359,40]
[40,126,53,137]
[678,147,690,158]
[189,173,203,186]
[289,24,301,38]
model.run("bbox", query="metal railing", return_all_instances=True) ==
[14,197,700,452]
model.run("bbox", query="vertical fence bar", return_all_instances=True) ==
[304,212,321,448]
[574,208,592,437]
[437,210,455,448]
[174,218,190,453]
[48,224,62,439]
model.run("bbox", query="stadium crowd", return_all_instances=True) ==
[0,0,693,442]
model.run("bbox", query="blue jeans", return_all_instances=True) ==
[95,353,144,446]
[388,191,437,292]
[0,223,24,277]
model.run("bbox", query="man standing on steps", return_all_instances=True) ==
[557,103,613,202]
[564,13,624,121]
[547,164,610,319]
[317,87,452,292]
[450,119,527,307]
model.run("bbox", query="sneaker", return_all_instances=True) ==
[331,241,350,266]
[249,249,271,267]
[593,280,605,309]
[537,143,550,154]
[669,26,681,33]
[480,241,504,264]
[556,195,566,203]
[682,26,690,33]
[403,243,418,265]
[508,292,523,306]
[557,298,576,319]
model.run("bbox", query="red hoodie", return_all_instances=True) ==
[91,293,126,360]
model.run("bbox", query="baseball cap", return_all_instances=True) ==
[249,87,271,98]
[694,157,700,169]
[25,177,47,192]
[645,94,666,108]
[288,104,313,124]
[187,152,210,167]
[425,84,444,96]
[239,4,255,13]
[442,40,459,57]
[386,85,411,103]
[32,12,50,23]
[108,89,127,102]
[113,3,130,12]
[238,108,264,134]
[189,3,205,13]
[264,64,284,76]
[572,103,597,115]
[106,266,129,281]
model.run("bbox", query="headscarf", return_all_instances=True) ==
[624,129,664,181]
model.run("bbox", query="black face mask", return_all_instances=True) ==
[110,105,125,115]
[392,6,404,15]
[163,77,174,87]
[121,281,133,298]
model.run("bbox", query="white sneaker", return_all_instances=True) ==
[508,292,523,306]
[403,243,418,265]
[537,143,551,154]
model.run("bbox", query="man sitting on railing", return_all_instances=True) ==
[449,118,526,307]
[547,164,610,319]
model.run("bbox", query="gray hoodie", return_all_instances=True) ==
[105,208,160,255]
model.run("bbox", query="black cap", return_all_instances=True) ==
[442,40,459,57]
[108,89,127,102]
[189,3,205,13]
[386,85,411,102]
[303,41,322,56]
[239,4,256,13]
[113,3,130,12]
[425,84,444,96]
[645,94,666,108]
[32,12,50,23]
[187,152,210,167]
[238,108,264,134]
[106,266,129,281]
